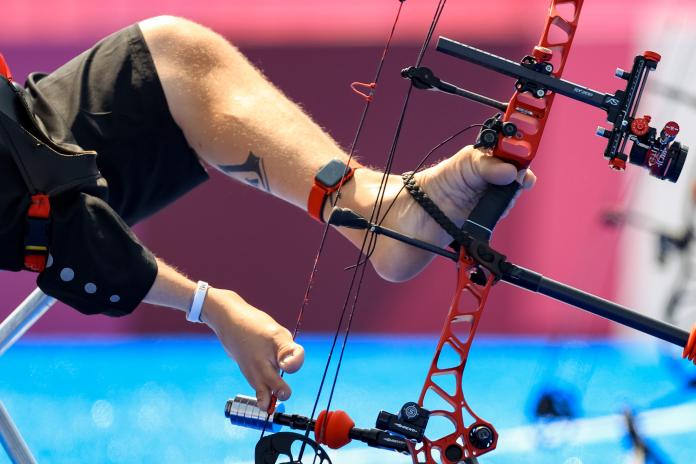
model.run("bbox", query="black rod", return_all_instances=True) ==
[436,37,610,110]
[373,225,459,261]
[445,84,508,112]
[332,208,691,348]
[502,264,690,348]
[401,66,508,112]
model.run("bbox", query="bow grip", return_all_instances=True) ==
[462,182,520,241]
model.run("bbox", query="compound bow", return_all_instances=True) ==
[225,1,696,463]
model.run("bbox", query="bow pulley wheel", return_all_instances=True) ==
[255,432,332,464]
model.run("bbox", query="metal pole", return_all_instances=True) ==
[346,213,692,348]
[0,287,55,463]
[0,401,36,464]
[0,287,56,356]
[502,264,691,347]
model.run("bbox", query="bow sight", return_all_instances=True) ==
[403,38,688,182]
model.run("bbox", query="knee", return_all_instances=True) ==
[139,15,231,72]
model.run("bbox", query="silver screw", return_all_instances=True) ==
[615,68,628,79]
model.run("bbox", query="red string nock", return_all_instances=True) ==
[350,81,376,102]
[266,394,278,415]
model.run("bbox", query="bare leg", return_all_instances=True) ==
[139,16,536,281]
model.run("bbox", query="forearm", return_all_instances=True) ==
[142,258,197,311]
[142,257,221,326]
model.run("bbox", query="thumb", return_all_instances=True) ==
[278,342,305,374]
[255,387,271,412]
[475,151,519,186]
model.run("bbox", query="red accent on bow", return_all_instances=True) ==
[0,53,12,80]
[350,82,376,102]
[412,2,584,462]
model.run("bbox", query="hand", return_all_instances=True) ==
[202,288,304,410]
[346,146,536,281]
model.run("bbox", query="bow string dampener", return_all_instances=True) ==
[226,1,696,463]
[417,39,687,181]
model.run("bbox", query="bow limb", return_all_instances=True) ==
[413,2,584,462]
[411,253,497,463]
[464,0,584,240]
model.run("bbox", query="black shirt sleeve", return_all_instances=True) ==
[37,190,158,317]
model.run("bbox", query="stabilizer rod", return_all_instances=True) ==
[436,38,610,110]
[503,264,689,347]
[330,208,691,349]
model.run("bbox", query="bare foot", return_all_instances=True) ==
[341,146,536,281]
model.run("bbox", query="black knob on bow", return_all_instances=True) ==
[469,424,495,450]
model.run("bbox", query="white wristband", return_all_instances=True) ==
[187,281,209,323]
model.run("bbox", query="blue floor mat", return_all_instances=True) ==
[1,336,694,463]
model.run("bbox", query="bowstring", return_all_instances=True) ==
[255,0,408,453]
[307,1,450,461]
[313,128,488,461]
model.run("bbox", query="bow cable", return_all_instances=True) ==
[307,0,451,457]
[257,0,407,447]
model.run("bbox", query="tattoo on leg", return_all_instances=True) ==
[219,152,270,192]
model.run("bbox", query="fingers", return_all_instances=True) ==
[248,340,303,410]
[264,361,292,401]
[253,361,293,410]
[460,146,537,190]
[255,387,272,411]
[475,151,518,186]
[252,341,304,407]
[500,171,536,218]
[278,342,305,374]
[518,169,537,190]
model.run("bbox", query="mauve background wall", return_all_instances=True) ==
[0,0,680,335]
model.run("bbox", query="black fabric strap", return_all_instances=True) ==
[401,172,470,248]
[401,172,510,280]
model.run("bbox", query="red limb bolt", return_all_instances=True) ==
[533,46,553,62]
